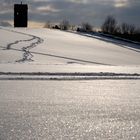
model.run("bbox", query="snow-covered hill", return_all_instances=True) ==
[0,27,140,79]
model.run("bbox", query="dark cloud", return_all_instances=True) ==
[0,0,140,27]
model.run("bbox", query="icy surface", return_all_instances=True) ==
[0,80,140,140]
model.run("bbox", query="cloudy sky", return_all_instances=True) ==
[0,0,140,27]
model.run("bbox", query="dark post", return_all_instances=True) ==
[14,2,28,27]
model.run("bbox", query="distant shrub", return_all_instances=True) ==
[52,25,60,29]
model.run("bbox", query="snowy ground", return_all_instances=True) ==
[0,27,140,139]
[0,80,140,140]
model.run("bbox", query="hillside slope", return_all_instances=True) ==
[0,27,140,75]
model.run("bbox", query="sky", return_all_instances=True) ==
[0,0,140,28]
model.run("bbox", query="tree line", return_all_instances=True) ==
[44,16,140,42]
[101,16,140,42]
[44,20,93,32]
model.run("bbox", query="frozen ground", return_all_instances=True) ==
[0,27,140,139]
[0,80,140,140]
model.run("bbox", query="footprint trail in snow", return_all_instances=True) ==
[1,27,44,63]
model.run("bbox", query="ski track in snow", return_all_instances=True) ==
[0,72,140,80]
[0,27,44,63]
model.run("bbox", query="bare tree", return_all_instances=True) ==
[120,23,129,34]
[101,16,117,34]
[135,28,140,34]
[115,25,121,34]
[120,23,136,35]
[81,22,93,32]
[60,20,70,30]
[129,24,136,35]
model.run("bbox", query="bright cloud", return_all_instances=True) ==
[114,0,129,7]
[37,5,60,13]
